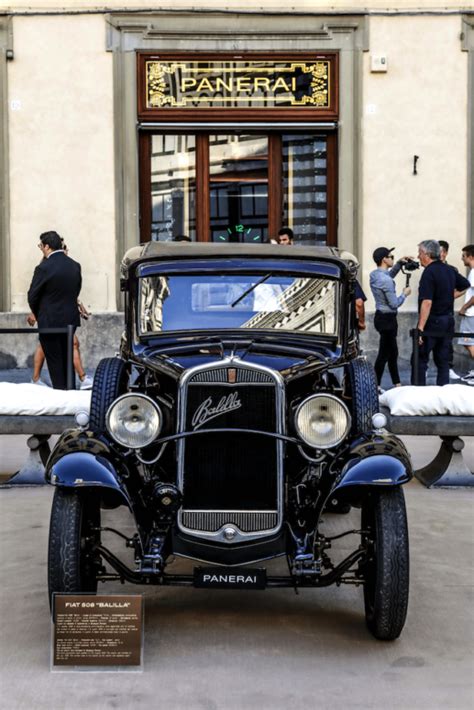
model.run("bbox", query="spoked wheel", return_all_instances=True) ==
[48,488,102,609]
[361,487,409,640]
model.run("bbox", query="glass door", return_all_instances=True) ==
[282,134,335,245]
[208,135,268,243]
[148,134,196,242]
[139,131,336,245]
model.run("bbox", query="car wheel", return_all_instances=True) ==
[89,357,128,432]
[48,488,101,609]
[361,487,409,640]
[346,358,379,434]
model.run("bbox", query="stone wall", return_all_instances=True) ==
[360,312,471,373]
[0,312,124,370]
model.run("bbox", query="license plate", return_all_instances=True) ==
[194,566,266,590]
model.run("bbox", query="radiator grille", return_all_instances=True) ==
[181,511,278,533]
[179,363,282,534]
[189,367,274,384]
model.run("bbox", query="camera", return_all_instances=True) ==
[400,258,420,287]
[401,259,419,272]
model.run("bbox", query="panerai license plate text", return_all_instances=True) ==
[194,567,266,589]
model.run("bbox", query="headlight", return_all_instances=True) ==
[106,394,162,449]
[295,394,351,449]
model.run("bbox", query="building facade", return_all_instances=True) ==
[0,1,473,367]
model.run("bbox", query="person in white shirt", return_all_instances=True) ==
[458,245,474,384]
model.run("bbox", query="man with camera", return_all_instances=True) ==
[414,239,470,386]
[369,247,412,389]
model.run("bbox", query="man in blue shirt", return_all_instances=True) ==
[413,239,470,386]
[369,247,411,388]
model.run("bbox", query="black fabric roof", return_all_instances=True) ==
[121,242,358,277]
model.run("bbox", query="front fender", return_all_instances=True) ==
[334,454,411,494]
[47,452,131,508]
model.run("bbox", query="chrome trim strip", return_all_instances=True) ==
[188,382,274,387]
[177,357,285,544]
[180,509,278,513]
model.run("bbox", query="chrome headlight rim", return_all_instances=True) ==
[295,393,351,450]
[106,393,162,449]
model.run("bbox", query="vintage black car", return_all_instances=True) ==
[47,243,412,640]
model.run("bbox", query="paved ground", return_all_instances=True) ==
[0,434,473,710]
[0,360,473,709]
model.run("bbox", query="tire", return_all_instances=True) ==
[89,357,128,432]
[48,488,101,609]
[346,358,379,434]
[362,487,409,640]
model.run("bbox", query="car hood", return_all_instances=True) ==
[136,335,341,381]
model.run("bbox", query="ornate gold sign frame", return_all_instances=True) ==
[145,59,330,109]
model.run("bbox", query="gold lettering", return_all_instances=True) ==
[215,77,233,92]
[273,77,291,92]
[236,77,251,92]
[253,77,271,92]
[181,78,197,92]
[179,69,298,99]
[196,77,214,92]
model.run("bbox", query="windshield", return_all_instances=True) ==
[138,273,338,336]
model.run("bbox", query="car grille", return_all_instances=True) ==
[181,511,278,533]
[178,363,282,537]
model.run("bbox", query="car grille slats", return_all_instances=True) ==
[178,364,282,538]
[189,369,274,384]
[182,511,278,533]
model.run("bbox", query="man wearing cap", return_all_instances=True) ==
[369,247,412,388]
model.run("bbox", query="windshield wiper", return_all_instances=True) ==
[230,273,273,308]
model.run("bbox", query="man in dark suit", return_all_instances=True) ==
[27,231,82,389]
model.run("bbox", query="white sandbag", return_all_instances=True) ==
[0,382,91,416]
[379,385,474,417]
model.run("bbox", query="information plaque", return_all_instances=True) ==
[51,594,143,671]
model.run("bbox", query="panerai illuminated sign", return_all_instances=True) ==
[145,60,331,109]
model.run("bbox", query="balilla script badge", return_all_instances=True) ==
[191,392,242,430]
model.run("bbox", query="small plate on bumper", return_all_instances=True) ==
[194,566,266,590]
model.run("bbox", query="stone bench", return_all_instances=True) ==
[0,415,75,484]
[381,407,474,487]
